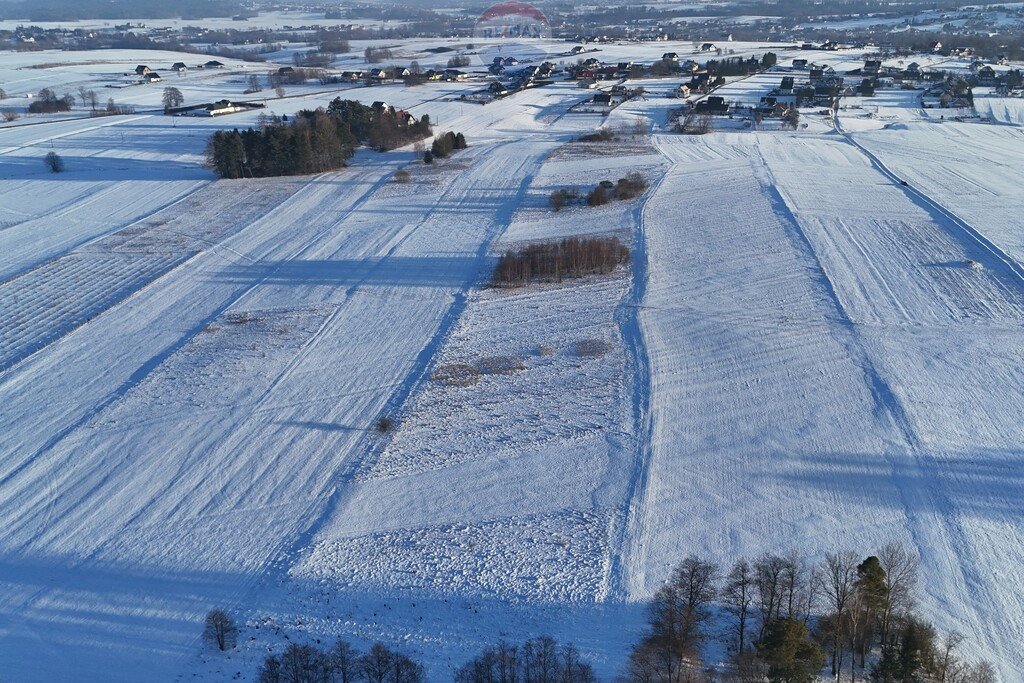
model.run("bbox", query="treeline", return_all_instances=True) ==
[5,0,243,21]
[206,110,356,179]
[206,99,434,179]
[258,640,423,683]
[491,236,630,287]
[706,53,777,77]
[622,546,997,683]
[456,636,596,683]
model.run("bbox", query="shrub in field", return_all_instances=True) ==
[44,151,64,173]
[613,172,650,200]
[548,188,580,212]
[393,169,410,183]
[1,108,19,122]
[577,128,615,142]
[491,236,630,287]
[586,184,611,206]
[375,415,394,433]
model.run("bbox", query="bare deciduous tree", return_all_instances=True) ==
[202,608,237,651]
[818,551,859,680]
[723,559,755,653]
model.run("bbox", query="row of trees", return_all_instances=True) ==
[455,637,596,683]
[491,236,630,287]
[623,546,996,683]
[259,641,424,683]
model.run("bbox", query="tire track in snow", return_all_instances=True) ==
[227,140,545,627]
[604,136,672,602]
[0,167,390,518]
[756,141,1005,670]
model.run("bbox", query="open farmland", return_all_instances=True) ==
[0,28,1022,683]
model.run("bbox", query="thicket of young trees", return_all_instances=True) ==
[28,88,73,113]
[258,640,424,683]
[622,546,996,683]
[491,236,630,287]
[430,131,467,159]
[455,636,596,683]
[205,99,433,178]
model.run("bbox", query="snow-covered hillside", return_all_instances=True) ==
[0,42,1021,683]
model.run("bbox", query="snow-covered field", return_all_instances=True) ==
[0,44,1022,682]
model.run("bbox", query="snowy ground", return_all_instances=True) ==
[0,46,1022,682]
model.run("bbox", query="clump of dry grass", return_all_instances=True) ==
[573,338,613,357]
[430,363,483,387]
[536,344,556,357]
[476,355,525,375]
[491,236,630,288]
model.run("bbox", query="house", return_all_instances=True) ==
[569,45,585,55]
[488,81,509,96]
[203,60,225,69]
[662,52,679,62]
[931,41,943,52]
[779,76,795,94]
[592,93,612,105]
[442,69,467,82]
[693,95,728,114]
[951,47,974,57]
[976,65,997,86]
[342,70,365,81]
[792,59,808,70]
[675,83,691,98]
[700,43,717,52]
[144,72,161,83]
[581,58,601,70]
[863,60,881,76]
[809,67,824,83]
[857,78,876,96]
[681,59,701,74]
[278,66,295,75]
[371,101,391,112]
[171,62,187,73]
[905,62,921,77]
[135,65,151,75]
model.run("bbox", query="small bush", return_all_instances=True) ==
[613,172,649,200]
[573,338,613,357]
[536,344,556,356]
[549,188,580,212]
[586,184,611,206]
[1,108,18,122]
[577,127,615,142]
[491,236,630,287]
[423,150,434,164]
[393,169,410,183]
[431,363,482,387]
[44,151,64,173]
[476,356,525,375]
[375,415,394,433]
